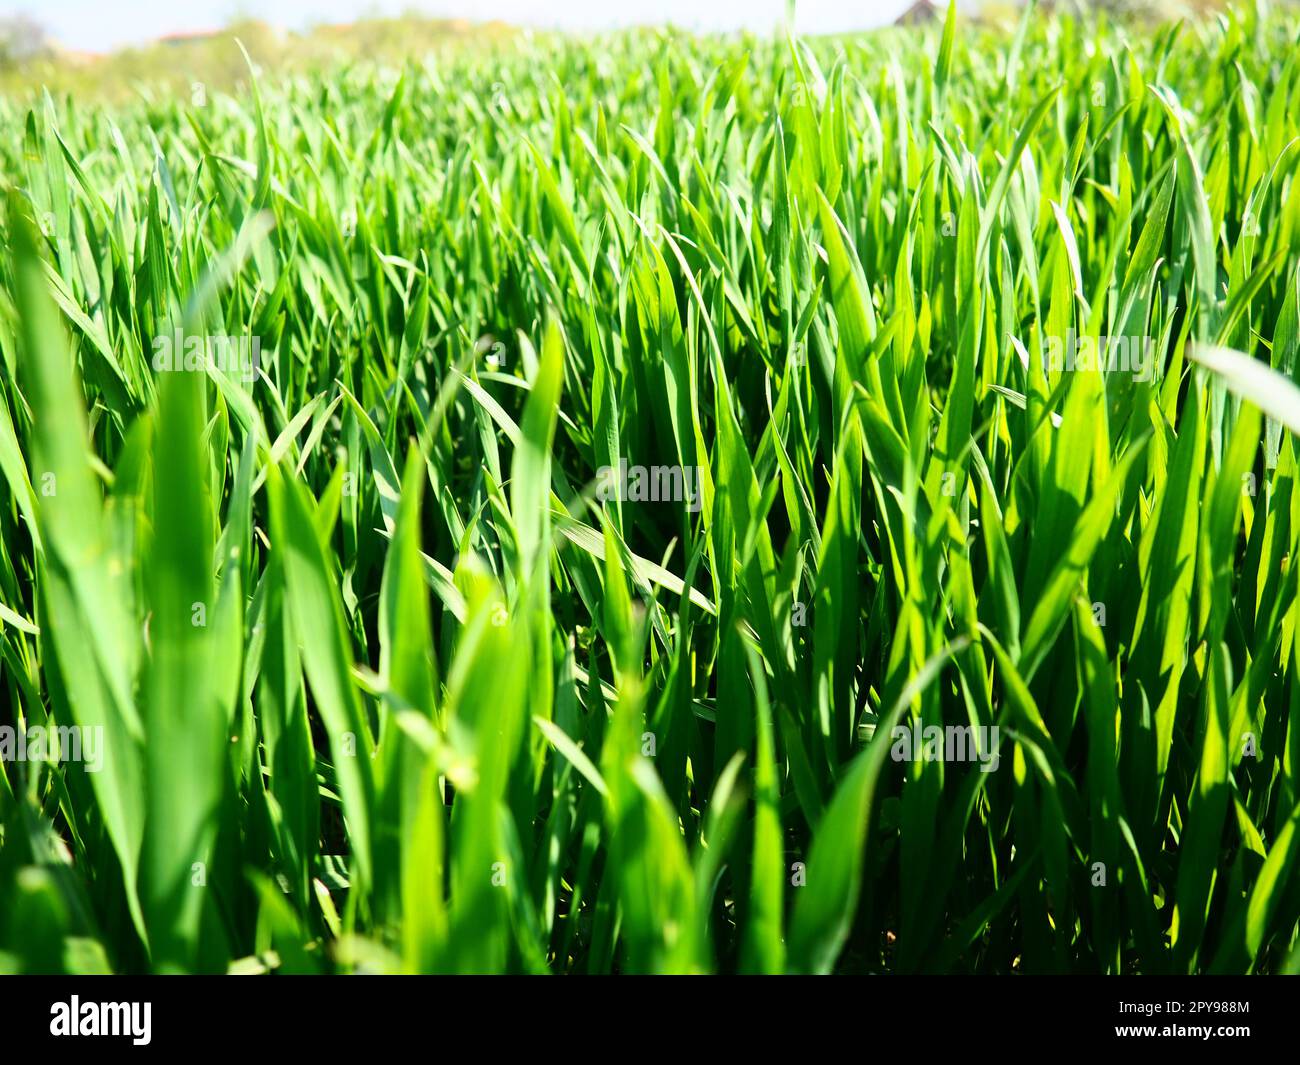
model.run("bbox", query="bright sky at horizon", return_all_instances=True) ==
[2,0,925,53]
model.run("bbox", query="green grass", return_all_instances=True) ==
[2,2,1300,974]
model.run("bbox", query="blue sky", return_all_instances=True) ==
[4,0,924,52]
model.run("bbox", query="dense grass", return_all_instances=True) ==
[3,4,1300,974]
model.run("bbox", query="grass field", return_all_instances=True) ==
[3,2,1300,974]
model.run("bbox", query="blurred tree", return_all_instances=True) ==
[0,14,49,68]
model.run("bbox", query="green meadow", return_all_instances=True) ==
[2,3,1300,974]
